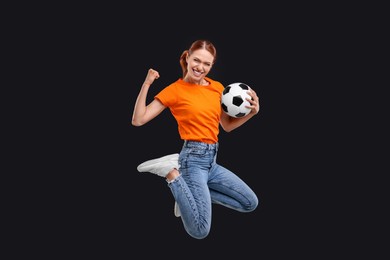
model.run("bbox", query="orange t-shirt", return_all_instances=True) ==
[155,77,225,144]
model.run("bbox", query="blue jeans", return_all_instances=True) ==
[167,140,259,239]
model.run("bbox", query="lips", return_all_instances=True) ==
[192,69,203,77]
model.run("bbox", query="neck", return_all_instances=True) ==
[183,77,208,86]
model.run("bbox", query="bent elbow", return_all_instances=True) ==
[131,118,144,127]
[220,125,233,133]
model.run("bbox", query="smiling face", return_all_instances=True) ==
[184,49,215,85]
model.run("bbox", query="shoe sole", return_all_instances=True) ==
[137,153,179,172]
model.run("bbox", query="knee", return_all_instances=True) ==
[246,194,259,212]
[188,229,210,240]
[186,225,211,240]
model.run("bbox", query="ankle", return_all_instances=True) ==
[166,168,179,182]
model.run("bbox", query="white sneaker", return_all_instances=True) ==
[174,201,181,217]
[137,154,179,178]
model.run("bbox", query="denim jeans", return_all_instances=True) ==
[168,140,259,239]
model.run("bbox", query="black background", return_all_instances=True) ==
[9,3,373,259]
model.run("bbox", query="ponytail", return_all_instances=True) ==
[179,50,188,78]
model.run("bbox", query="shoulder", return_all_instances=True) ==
[166,78,185,89]
[206,77,225,92]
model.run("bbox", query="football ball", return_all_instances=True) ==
[221,82,252,118]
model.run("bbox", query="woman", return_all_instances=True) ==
[132,39,260,239]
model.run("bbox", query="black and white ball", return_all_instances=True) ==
[221,82,252,118]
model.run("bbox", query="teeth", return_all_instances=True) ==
[193,70,202,76]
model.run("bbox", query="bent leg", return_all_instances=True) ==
[208,163,259,212]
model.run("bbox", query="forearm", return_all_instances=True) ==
[222,112,257,132]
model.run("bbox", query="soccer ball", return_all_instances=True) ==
[221,82,252,118]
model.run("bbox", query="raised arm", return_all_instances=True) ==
[131,69,166,126]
